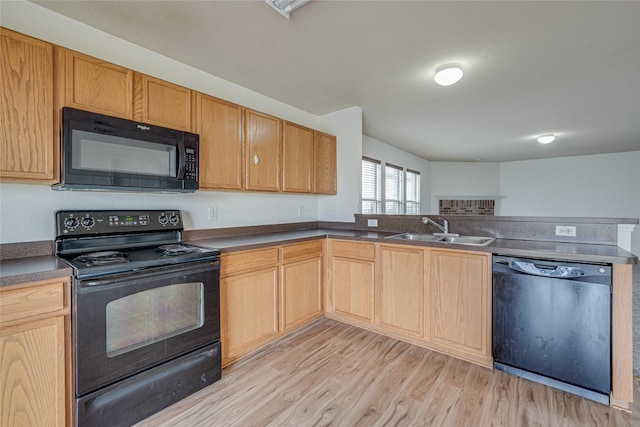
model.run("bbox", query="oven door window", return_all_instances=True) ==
[106,282,204,357]
[72,129,177,177]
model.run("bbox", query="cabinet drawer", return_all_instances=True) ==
[0,280,67,324]
[221,248,279,276]
[330,240,375,260]
[282,240,322,262]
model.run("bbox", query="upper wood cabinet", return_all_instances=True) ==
[0,278,71,427]
[133,73,193,132]
[377,244,425,339]
[56,47,133,119]
[56,49,193,132]
[282,121,313,193]
[428,249,491,366]
[196,94,244,190]
[1,28,56,182]
[244,109,281,192]
[313,131,337,194]
[3,28,337,192]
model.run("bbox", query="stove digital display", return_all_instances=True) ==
[109,215,149,227]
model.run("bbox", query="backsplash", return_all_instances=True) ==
[439,199,495,215]
[354,214,637,246]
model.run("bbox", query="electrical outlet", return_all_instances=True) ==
[555,225,576,237]
[367,219,379,227]
[208,206,218,221]
[298,206,304,217]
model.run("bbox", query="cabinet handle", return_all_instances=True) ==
[253,155,259,165]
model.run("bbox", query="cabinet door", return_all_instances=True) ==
[282,122,313,193]
[378,245,425,338]
[221,266,279,363]
[244,109,280,192]
[313,131,337,194]
[428,249,491,363]
[59,48,133,119]
[331,256,375,323]
[133,73,192,131]
[1,29,55,182]
[197,94,243,190]
[1,316,66,427]
[281,256,322,333]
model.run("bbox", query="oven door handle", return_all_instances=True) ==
[80,260,219,287]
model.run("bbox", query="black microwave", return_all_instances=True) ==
[53,107,199,192]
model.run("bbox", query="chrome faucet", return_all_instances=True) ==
[422,217,449,234]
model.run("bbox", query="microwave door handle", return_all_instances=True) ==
[176,140,186,179]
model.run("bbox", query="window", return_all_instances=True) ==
[361,157,381,214]
[405,169,421,214]
[384,163,404,214]
[361,157,421,214]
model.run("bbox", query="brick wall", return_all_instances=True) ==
[439,199,495,215]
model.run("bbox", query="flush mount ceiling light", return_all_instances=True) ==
[537,134,556,144]
[434,64,463,86]
[265,0,311,19]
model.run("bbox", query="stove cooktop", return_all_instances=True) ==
[58,242,220,278]
[55,210,220,279]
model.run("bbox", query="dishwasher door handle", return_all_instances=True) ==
[507,260,585,277]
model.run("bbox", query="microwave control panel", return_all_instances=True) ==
[185,147,197,181]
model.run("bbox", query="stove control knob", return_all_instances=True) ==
[158,214,168,225]
[64,217,79,229]
[81,217,95,228]
[169,214,180,225]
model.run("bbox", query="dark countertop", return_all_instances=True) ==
[1,227,636,287]
[0,256,73,287]
[189,228,638,265]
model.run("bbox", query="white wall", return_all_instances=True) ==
[429,162,501,214]
[0,1,363,244]
[318,107,363,222]
[362,135,431,213]
[499,151,640,255]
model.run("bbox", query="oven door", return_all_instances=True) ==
[74,260,220,396]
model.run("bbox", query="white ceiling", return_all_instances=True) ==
[31,0,640,162]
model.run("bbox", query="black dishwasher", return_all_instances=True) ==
[492,255,611,405]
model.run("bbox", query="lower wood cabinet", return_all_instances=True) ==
[222,240,492,369]
[0,278,71,427]
[220,241,322,366]
[220,247,279,364]
[221,264,279,363]
[326,239,492,368]
[428,249,492,366]
[281,241,323,333]
[377,244,425,339]
[327,240,376,324]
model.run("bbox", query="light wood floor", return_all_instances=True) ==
[136,318,640,427]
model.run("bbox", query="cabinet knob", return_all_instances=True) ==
[253,155,259,165]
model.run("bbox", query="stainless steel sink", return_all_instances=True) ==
[385,233,444,242]
[440,236,495,246]
[385,233,495,246]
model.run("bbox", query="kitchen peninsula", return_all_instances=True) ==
[2,214,637,425]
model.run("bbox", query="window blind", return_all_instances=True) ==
[405,169,421,214]
[361,157,381,214]
[384,163,404,214]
